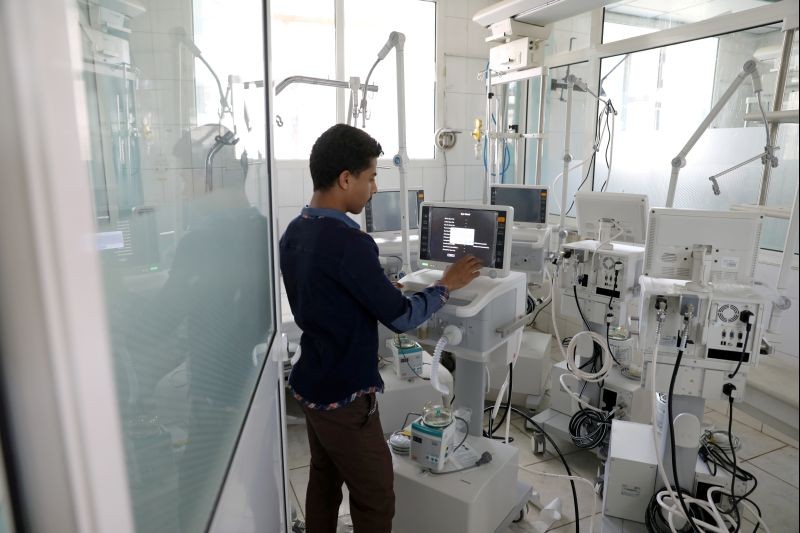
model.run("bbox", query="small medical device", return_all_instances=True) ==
[409,405,457,472]
[417,202,514,278]
[390,335,424,380]
[575,191,649,245]
[643,208,763,287]
[364,189,425,234]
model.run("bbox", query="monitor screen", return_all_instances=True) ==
[418,202,512,275]
[364,189,424,233]
[490,185,548,225]
[643,208,763,284]
[575,191,649,244]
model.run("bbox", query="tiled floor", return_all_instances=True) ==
[285,394,799,532]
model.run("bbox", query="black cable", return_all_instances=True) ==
[406,358,430,381]
[573,285,620,370]
[727,394,741,533]
[568,407,614,449]
[400,412,422,431]
[565,100,612,214]
[528,298,551,326]
[728,325,752,379]
[485,363,514,441]
[667,348,703,533]
[504,406,581,533]
[573,284,593,331]
[453,415,469,452]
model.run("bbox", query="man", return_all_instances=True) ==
[279,123,481,533]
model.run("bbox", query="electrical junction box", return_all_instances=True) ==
[409,416,457,472]
[603,420,658,522]
[489,37,538,73]
[389,336,424,380]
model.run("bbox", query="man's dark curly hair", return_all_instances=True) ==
[309,124,383,191]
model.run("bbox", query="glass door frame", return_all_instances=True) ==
[0,0,290,531]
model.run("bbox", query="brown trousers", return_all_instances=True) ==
[302,393,395,533]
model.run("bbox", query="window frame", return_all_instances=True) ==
[272,0,438,162]
[535,1,798,257]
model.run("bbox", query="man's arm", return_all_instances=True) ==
[340,232,481,333]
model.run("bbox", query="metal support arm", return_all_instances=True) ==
[666,60,765,207]
[274,75,378,95]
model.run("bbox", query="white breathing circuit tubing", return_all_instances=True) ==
[518,465,598,533]
[649,323,731,533]
[549,264,614,413]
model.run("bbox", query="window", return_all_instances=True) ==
[536,62,597,217]
[603,0,779,44]
[270,0,336,159]
[761,31,799,253]
[270,0,436,160]
[597,25,786,214]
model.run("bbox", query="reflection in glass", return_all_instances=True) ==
[76,0,274,531]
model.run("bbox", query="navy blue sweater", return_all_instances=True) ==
[279,207,447,408]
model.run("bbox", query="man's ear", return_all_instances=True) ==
[336,170,352,190]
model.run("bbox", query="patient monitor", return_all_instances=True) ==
[490,184,551,284]
[363,189,425,278]
[417,201,513,279]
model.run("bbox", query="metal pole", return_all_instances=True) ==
[560,76,574,230]
[393,33,412,274]
[758,29,795,206]
[778,185,799,291]
[535,70,547,185]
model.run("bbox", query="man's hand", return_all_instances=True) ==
[438,255,482,292]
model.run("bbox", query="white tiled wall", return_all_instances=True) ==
[274,0,498,235]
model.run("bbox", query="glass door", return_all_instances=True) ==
[74,0,283,531]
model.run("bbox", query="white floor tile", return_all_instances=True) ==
[742,463,800,532]
[287,422,311,470]
[761,423,800,448]
[702,410,784,461]
[747,445,799,488]
[516,451,603,528]
[509,514,597,532]
[289,482,304,521]
[288,465,351,519]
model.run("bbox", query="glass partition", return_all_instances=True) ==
[76,0,276,530]
[597,25,785,211]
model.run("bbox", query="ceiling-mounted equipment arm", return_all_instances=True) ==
[666,59,768,207]
[274,75,378,96]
